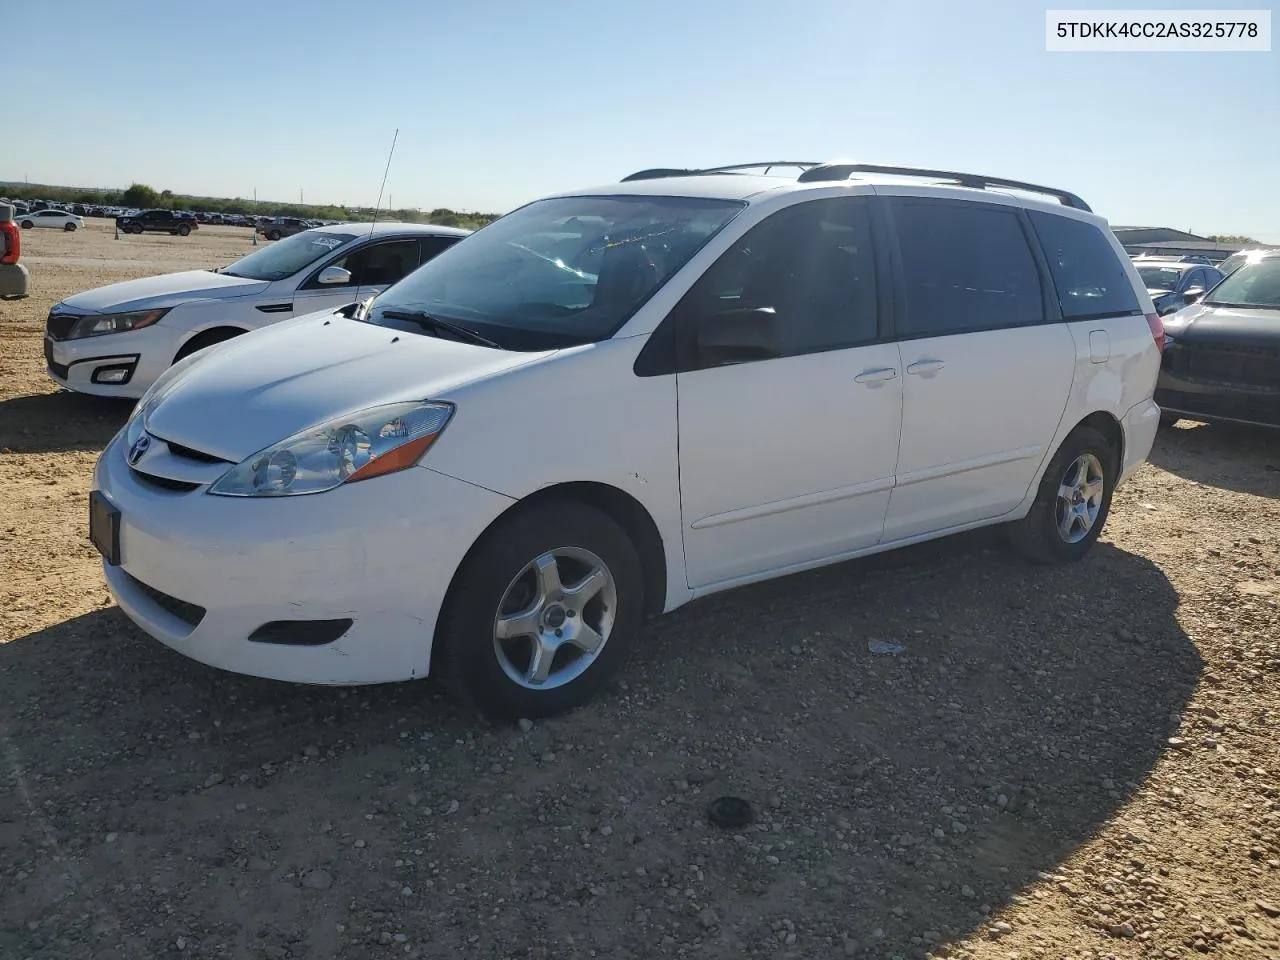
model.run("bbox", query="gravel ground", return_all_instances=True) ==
[1,221,1278,959]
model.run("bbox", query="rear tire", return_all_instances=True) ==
[436,500,645,722]
[173,327,245,363]
[1008,425,1117,564]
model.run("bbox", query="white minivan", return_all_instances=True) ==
[44,222,468,398]
[90,162,1164,720]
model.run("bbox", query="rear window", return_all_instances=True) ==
[1028,211,1142,320]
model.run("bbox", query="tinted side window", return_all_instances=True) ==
[331,240,421,287]
[679,197,879,364]
[890,199,1043,337]
[1027,210,1142,320]
[418,236,458,265]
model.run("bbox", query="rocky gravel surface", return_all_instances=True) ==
[1,222,1278,958]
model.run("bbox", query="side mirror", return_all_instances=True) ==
[317,265,352,286]
[694,306,784,367]
[1182,287,1205,304]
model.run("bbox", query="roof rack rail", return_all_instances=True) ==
[795,162,1092,212]
[620,161,821,182]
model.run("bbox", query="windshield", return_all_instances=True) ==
[221,230,357,280]
[1218,253,1245,276]
[1137,265,1184,291]
[1204,258,1280,309]
[363,195,746,349]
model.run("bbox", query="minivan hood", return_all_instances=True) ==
[60,269,268,313]
[1163,302,1280,350]
[145,311,554,462]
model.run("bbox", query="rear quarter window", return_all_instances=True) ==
[1028,211,1142,320]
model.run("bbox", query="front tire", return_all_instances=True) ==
[177,223,191,236]
[20,220,32,229]
[436,500,645,721]
[1008,425,1117,564]
[64,222,77,232]
[267,229,282,241]
[130,223,144,234]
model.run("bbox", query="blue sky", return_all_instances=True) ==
[9,0,1278,238]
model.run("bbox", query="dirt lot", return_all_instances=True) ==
[1,220,1278,959]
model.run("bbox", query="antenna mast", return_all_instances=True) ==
[354,128,400,314]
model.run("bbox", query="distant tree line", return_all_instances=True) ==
[1208,234,1259,244]
[0,181,500,231]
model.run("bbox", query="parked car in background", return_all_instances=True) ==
[1217,248,1269,277]
[258,217,310,241]
[1,202,30,300]
[1135,259,1224,316]
[18,209,85,231]
[1157,252,1280,429]
[116,209,200,236]
[44,222,468,397]
[85,161,1163,720]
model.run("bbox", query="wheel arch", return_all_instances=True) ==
[173,324,251,362]
[1016,408,1127,520]
[434,480,670,665]
[1073,409,1124,470]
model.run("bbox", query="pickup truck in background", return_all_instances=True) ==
[115,209,200,236]
[1,203,30,300]
[257,216,312,241]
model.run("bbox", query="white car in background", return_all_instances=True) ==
[19,209,85,231]
[43,222,469,397]
[89,160,1163,721]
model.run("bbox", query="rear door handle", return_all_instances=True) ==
[854,367,898,384]
[906,359,946,377]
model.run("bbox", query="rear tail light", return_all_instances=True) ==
[1145,312,1165,353]
[0,220,19,265]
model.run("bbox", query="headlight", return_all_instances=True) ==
[208,401,454,498]
[67,308,168,340]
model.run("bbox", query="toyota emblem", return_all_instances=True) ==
[128,433,151,465]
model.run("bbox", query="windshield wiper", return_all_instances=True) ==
[1205,300,1279,310]
[380,309,500,348]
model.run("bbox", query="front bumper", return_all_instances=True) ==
[45,325,185,399]
[1155,378,1280,429]
[93,432,515,684]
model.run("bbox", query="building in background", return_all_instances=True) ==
[1112,226,1276,263]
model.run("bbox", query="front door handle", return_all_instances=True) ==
[906,359,946,377]
[854,367,898,384]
